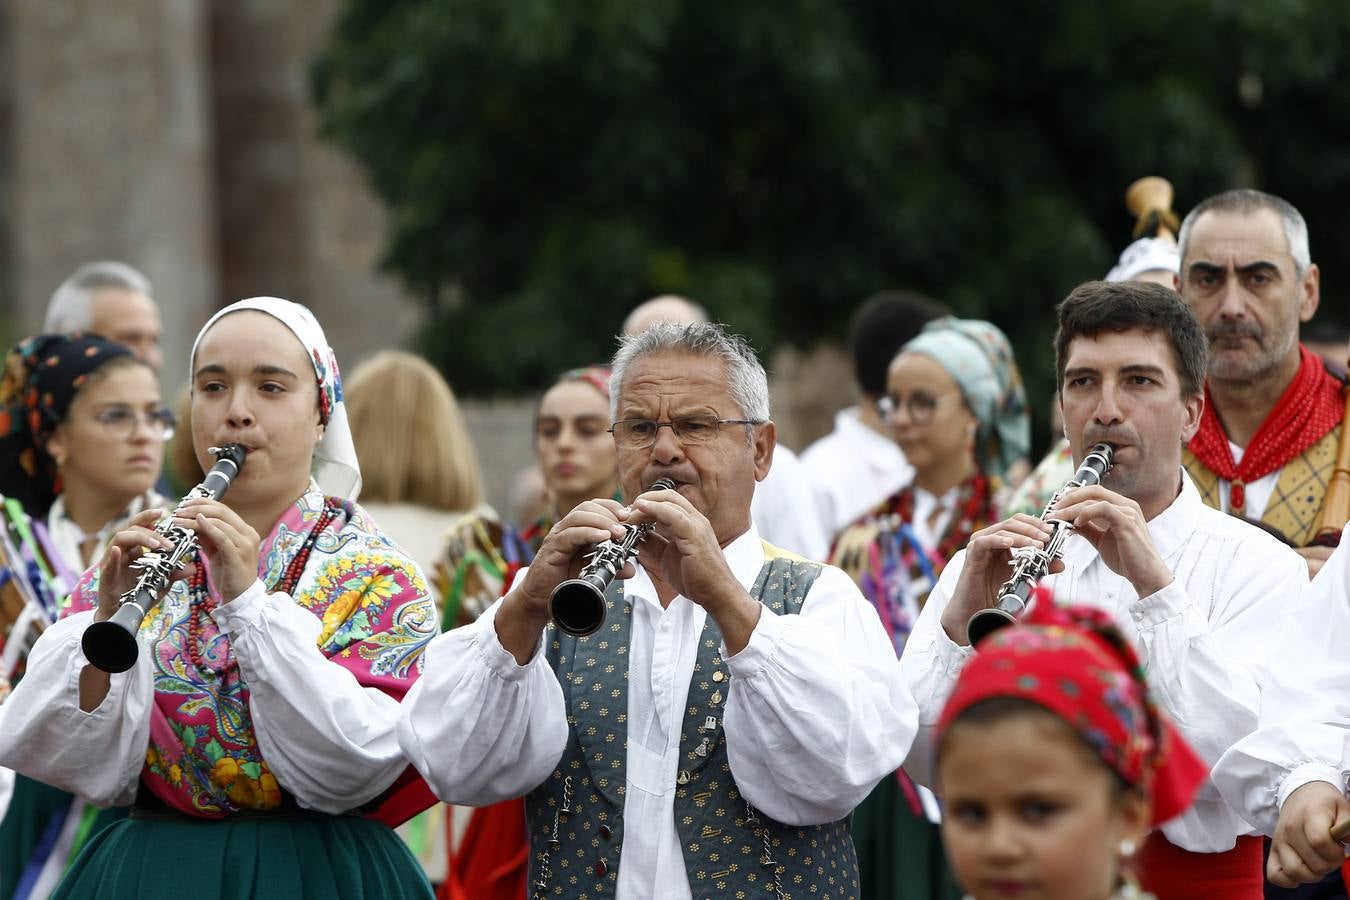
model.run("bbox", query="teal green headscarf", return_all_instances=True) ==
[899,316,1030,480]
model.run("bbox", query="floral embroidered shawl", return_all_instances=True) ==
[830,473,1000,655]
[63,485,436,817]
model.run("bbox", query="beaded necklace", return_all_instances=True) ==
[889,473,994,565]
[184,498,341,670]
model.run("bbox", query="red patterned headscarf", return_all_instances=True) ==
[937,603,1208,826]
[556,365,613,400]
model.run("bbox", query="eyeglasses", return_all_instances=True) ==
[89,406,176,441]
[608,414,761,449]
[876,392,963,426]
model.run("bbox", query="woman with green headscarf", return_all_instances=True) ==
[830,316,1030,900]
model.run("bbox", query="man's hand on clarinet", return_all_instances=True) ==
[631,486,761,654]
[496,499,630,664]
[1269,781,1350,887]
[940,514,1057,646]
[1049,484,1172,599]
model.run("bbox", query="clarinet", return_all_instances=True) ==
[549,477,676,637]
[966,443,1113,646]
[82,444,248,673]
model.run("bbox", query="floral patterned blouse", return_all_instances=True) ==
[62,485,436,817]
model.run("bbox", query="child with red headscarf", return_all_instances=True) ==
[935,604,1209,900]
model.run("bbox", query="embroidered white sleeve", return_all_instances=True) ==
[397,597,569,806]
[722,565,918,825]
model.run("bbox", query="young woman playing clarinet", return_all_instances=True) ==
[0,298,437,899]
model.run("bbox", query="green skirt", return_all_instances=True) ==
[52,811,434,900]
[852,774,962,900]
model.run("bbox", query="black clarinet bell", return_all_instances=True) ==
[550,577,607,637]
[81,602,145,673]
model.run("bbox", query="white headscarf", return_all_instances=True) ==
[190,297,362,500]
[1105,236,1180,283]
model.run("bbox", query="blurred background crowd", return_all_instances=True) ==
[2,0,1349,515]
[1,2,1349,898]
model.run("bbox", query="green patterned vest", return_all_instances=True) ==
[527,545,861,899]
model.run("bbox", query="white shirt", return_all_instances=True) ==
[358,501,468,588]
[399,524,918,899]
[801,406,913,540]
[0,580,409,813]
[910,484,959,552]
[1212,538,1350,836]
[900,470,1307,853]
[751,445,830,560]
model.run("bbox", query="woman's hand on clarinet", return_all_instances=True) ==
[1269,781,1350,887]
[94,508,172,624]
[940,514,1057,646]
[173,497,261,602]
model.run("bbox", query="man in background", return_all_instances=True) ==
[1176,190,1345,577]
[802,291,948,540]
[42,261,163,371]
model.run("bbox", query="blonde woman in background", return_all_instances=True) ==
[345,351,507,623]
[344,350,506,891]
[164,385,204,495]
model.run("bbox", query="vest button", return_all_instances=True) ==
[595,860,608,877]
[600,824,613,839]
[712,671,725,682]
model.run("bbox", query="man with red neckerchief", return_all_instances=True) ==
[1176,189,1345,579]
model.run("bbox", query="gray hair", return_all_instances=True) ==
[1178,189,1311,277]
[42,261,154,333]
[610,322,771,423]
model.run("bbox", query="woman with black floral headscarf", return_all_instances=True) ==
[0,332,172,898]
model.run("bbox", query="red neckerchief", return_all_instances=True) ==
[1188,343,1344,512]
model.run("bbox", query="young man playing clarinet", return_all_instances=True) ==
[901,281,1308,899]
[398,322,918,898]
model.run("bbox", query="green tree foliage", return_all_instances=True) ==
[313,0,1350,420]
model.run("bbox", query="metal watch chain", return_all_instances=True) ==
[532,776,573,898]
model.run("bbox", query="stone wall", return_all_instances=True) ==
[6,0,217,376]
[0,0,13,338]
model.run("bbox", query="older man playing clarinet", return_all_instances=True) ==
[399,322,917,899]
